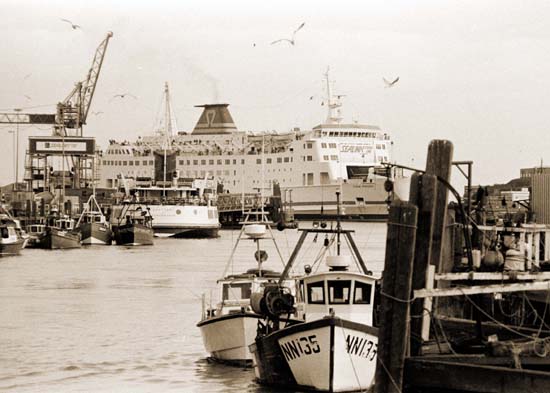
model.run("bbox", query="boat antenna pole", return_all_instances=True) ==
[336,191,342,256]
[163,82,173,199]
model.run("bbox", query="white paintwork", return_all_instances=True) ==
[199,315,259,362]
[244,224,266,239]
[146,204,219,232]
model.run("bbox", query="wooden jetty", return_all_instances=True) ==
[375,140,550,393]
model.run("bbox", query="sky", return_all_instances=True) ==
[1,0,550,190]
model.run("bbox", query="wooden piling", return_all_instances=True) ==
[374,200,418,393]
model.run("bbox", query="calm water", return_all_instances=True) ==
[0,222,387,393]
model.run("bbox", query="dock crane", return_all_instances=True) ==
[0,32,113,194]
[0,31,113,136]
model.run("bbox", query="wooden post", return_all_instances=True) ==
[409,172,437,356]
[374,200,418,393]
[425,140,454,272]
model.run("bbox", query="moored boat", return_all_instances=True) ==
[249,193,378,392]
[76,195,112,245]
[0,216,25,256]
[36,214,82,249]
[112,202,154,246]
[197,211,297,366]
[26,223,46,248]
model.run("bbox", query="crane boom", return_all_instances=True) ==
[0,31,113,134]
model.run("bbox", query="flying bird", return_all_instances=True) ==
[24,95,32,100]
[383,77,400,88]
[270,22,305,46]
[111,93,138,101]
[92,111,104,115]
[61,19,80,30]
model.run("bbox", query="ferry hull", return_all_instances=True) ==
[113,223,154,246]
[37,228,82,249]
[250,317,378,392]
[197,312,263,366]
[80,222,113,245]
[145,205,220,238]
[154,226,219,238]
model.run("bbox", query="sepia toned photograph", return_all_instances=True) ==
[1,1,550,392]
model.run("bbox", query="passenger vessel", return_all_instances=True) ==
[98,74,403,221]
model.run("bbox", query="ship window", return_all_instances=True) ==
[328,280,351,304]
[225,159,230,164]
[321,143,327,148]
[267,158,272,164]
[323,155,329,161]
[149,160,154,165]
[217,159,222,165]
[179,160,183,165]
[123,161,127,166]
[284,157,289,163]
[354,281,372,304]
[241,159,245,164]
[135,161,140,166]
[222,283,252,301]
[233,159,237,164]
[187,160,191,165]
[193,160,198,165]
[201,160,206,165]
[307,143,313,149]
[256,159,261,164]
[129,161,134,166]
[331,155,338,161]
[307,281,325,304]
[142,160,147,165]
[329,143,337,148]
[307,156,312,161]
[209,160,214,165]
[277,157,282,163]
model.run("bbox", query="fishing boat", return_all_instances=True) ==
[197,210,296,366]
[111,201,154,246]
[0,215,25,256]
[35,212,81,249]
[76,195,112,245]
[249,192,378,392]
[26,223,46,248]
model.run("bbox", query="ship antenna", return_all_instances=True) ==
[336,191,341,256]
[162,82,173,198]
[324,67,343,125]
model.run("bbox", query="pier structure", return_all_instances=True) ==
[375,140,550,393]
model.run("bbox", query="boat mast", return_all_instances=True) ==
[324,67,343,125]
[336,191,341,256]
[162,82,173,198]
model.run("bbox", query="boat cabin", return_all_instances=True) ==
[81,212,107,225]
[295,256,376,325]
[0,225,17,241]
[27,224,46,235]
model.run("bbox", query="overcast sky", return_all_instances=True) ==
[1,0,549,189]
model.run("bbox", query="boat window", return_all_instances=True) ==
[1,227,8,238]
[328,280,351,304]
[354,281,372,304]
[307,281,325,304]
[222,283,252,301]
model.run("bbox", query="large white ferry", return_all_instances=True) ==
[98,75,403,220]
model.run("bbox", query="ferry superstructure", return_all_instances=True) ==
[98,78,401,220]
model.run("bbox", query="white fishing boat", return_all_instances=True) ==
[76,195,112,245]
[197,211,296,366]
[249,193,378,392]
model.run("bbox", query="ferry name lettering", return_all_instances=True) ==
[346,334,377,361]
[340,145,372,154]
[280,334,320,361]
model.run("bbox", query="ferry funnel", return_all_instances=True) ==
[192,104,237,135]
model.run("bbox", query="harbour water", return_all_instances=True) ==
[0,222,386,392]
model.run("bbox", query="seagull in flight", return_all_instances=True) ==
[383,77,400,88]
[111,93,138,101]
[271,22,305,46]
[61,19,80,30]
[24,95,32,100]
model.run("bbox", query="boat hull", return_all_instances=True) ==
[145,204,220,238]
[79,222,113,245]
[250,317,378,392]
[197,312,263,366]
[0,238,25,256]
[113,223,154,246]
[37,228,82,249]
